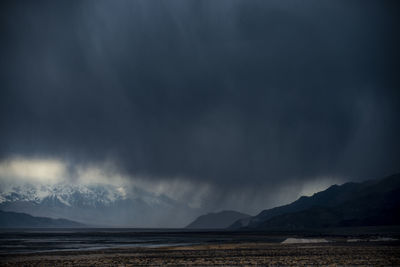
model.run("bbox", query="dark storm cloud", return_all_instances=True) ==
[0,0,399,190]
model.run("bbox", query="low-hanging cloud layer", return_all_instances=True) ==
[0,0,399,218]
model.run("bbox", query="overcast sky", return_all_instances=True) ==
[1,0,399,216]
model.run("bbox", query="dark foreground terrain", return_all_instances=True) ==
[1,241,400,266]
[1,227,400,266]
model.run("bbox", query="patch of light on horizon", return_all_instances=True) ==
[261,176,345,210]
[298,176,344,197]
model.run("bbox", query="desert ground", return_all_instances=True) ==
[1,241,400,266]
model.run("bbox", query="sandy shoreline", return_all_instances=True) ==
[2,241,400,266]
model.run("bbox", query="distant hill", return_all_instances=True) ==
[0,210,85,228]
[230,173,400,230]
[186,210,250,229]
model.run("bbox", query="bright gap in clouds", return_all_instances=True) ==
[0,157,66,184]
[0,157,136,186]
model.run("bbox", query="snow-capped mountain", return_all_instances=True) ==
[0,182,196,227]
[0,183,126,207]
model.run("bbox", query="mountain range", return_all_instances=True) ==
[1,174,398,229]
[0,182,196,227]
[230,173,400,230]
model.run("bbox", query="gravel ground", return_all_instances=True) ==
[1,241,400,266]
